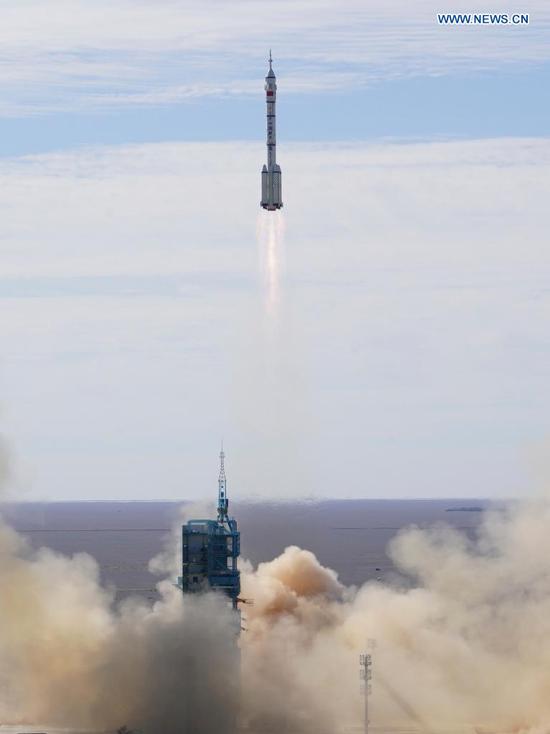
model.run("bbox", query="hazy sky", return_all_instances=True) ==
[0,0,549,500]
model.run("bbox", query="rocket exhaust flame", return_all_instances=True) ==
[258,210,284,317]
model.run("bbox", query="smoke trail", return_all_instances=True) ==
[0,432,13,496]
[257,210,285,318]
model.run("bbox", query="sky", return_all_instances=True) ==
[0,0,549,501]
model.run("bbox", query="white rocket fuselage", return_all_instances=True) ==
[261,55,283,210]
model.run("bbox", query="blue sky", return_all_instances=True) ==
[1,63,549,156]
[0,0,548,152]
[0,0,549,500]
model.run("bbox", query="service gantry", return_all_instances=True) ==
[178,447,241,610]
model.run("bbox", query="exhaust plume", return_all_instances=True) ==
[258,210,285,318]
[0,453,239,732]
[0,517,239,732]
[2,451,550,734]
[239,501,550,733]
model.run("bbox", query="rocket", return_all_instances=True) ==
[261,51,283,210]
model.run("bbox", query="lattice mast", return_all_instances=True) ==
[218,444,228,522]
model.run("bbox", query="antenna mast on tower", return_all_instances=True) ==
[218,443,228,522]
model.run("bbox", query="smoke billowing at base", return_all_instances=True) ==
[3,490,550,733]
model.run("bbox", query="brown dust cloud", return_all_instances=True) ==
[1,433,550,734]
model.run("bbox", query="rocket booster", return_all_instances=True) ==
[261,52,283,210]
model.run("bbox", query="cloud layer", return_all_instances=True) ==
[0,0,549,115]
[0,137,548,499]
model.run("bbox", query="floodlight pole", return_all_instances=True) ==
[360,640,375,734]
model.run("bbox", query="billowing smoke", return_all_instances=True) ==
[240,501,550,733]
[0,451,239,732]
[148,500,215,579]
[2,439,550,734]
[0,518,239,732]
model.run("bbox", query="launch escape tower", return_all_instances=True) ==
[178,448,241,610]
[260,51,283,210]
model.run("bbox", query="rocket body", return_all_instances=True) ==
[261,54,283,210]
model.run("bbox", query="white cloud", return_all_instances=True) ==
[0,137,548,500]
[0,0,548,115]
[0,137,547,278]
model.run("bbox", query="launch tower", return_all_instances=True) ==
[178,448,241,610]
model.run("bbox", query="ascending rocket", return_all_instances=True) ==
[260,51,283,210]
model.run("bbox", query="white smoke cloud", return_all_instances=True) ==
[148,500,215,578]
